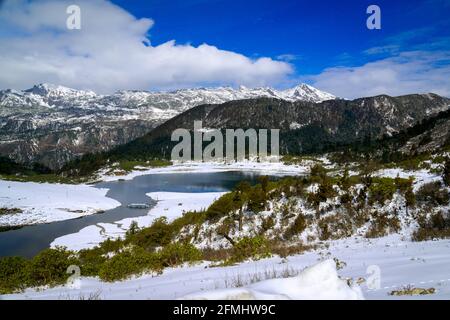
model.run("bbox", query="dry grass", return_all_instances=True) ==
[389,285,435,296]
[222,265,304,288]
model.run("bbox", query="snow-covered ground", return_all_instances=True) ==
[182,259,364,300]
[3,236,450,300]
[2,162,449,300]
[0,180,120,226]
[51,191,225,251]
[99,161,310,182]
[374,168,441,191]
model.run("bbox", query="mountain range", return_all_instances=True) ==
[0,83,336,169]
[70,93,450,173]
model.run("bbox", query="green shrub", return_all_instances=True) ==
[405,188,416,208]
[206,192,240,221]
[284,214,307,239]
[247,185,267,213]
[98,247,161,282]
[340,192,352,205]
[159,242,202,267]
[27,248,78,287]
[127,217,173,249]
[260,215,275,232]
[0,256,29,294]
[416,181,450,206]
[338,168,351,191]
[229,236,271,263]
[412,212,450,241]
[78,248,107,277]
[318,214,353,240]
[368,178,397,205]
[365,213,401,238]
[126,221,140,237]
[310,164,328,182]
[307,179,336,207]
[395,176,413,193]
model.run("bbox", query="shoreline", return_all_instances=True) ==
[99,160,312,182]
[51,191,226,251]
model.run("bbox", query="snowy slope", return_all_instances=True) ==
[3,236,450,300]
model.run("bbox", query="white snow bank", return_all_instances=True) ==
[0,180,120,226]
[51,191,225,251]
[182,260,364,300]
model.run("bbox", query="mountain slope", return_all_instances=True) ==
[103,93,450,160]
[0,83,335,169]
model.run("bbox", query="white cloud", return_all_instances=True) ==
[0,0,292,93]
[311,50,450,99]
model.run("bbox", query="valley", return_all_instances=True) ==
[1,83,450,301]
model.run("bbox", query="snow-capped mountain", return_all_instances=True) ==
[0,83,336,169]
[0,83,335,114]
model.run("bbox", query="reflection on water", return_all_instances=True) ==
[0,171,262,258]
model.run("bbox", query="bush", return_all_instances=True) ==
[339,168,351,191]
[365,213,401,238]
[412,212,450,241]
[159,242,202,267]
[206,193,240,221]
[394,176,413,193]
[27,248,78,287]
[284,214,307,239]
[0,256,29,294]
[247,185,267,213]
[126,220,140,237]
[98,247,161,282]
[416,181,450,206]
[260,215,275,232]
[310,164,327,182]
[340,192,352,205]
[368,178,397,205]
[405,188,416,208]
[307,179,336,207]
[229,236,271,263]
[127,217,173,250]
[78,248,107,277]
[318,214,353,240]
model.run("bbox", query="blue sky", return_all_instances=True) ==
[112,0,450,74]
[0,0,449,97]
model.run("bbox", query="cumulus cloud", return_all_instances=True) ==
[311,50,450,99]
[0,0,292,93]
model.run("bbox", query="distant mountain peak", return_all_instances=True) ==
[24,83,97,97]
[280,83,336,102]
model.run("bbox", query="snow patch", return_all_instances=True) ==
[0,180,120,226]
[182,259,364,300]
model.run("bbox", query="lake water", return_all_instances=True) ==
[0,171,264,258]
